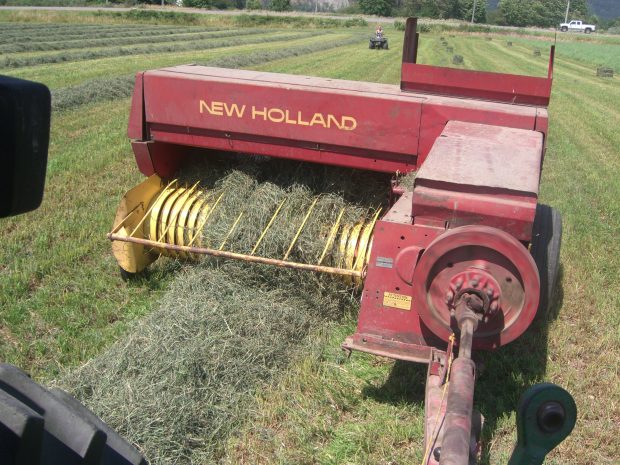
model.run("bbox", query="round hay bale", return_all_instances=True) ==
[452,54,464,65]
[507,41,513,47]
[447,46,454,53]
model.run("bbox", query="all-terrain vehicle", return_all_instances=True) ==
[369,32,388,49]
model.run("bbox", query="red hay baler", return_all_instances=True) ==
[109,19,574,464]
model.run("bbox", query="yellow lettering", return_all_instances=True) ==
[341,116,357,131]
[224,103,246,118]
[310,113,326,128]
[297,111,310,126]
[252,106,267,121]
[268,108,285,123]
[200,100,208,114]
[209,101,224,116]
[285,110,296,125]
[203,100,356,132]
[327,114,341,130]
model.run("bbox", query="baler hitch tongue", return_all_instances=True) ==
[437,307,479,465]
[433,304,575,465]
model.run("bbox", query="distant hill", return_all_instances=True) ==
[486,0,620,21]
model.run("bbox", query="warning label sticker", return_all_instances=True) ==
[383,292,412,311]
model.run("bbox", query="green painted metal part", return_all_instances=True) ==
[508,383,577,465]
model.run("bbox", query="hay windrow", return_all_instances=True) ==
[0,28,249,54]
[59,156,389,464]
[50,34,363,112]
[0,31,315,69]
[59,263,350,464]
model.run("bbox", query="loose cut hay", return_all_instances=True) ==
[60,156,390,464]
[176,155,387,267]
[60,264,348,464]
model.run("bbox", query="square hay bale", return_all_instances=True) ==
[596,67,614,78]
[534,48,541,56]
[452,54,464,65]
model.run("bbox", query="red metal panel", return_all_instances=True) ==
[354,194,446,357]
[417,121,543,193]
[131,141,154,176]
[413,121,542,241]
[401,63,553,106]
[416,96,540,166]
[141,67,423,173]
[127,72,145,141]
[131,140,186,179]
[412,186,537,241]
[535,108,549,163]
[148,125,416,173]
[129,66,548,176]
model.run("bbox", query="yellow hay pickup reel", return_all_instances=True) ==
[109,175,381,286]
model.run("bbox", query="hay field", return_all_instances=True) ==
[0,10,618,465]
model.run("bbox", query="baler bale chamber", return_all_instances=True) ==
[109,19,575,464]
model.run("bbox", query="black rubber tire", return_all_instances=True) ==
[369,41,374,49]
[561,26,568,32]
[383,41,389,50]
[585,28,592,34]
[119,266,138,282]
[530,204,562,316]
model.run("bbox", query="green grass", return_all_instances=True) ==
[0,98,179,376]
[0,12,618,465]
[0,30,315,68]
[0,27,230,53]
[2,32,354,88]
[0,8,367,28]
[0,18,362,378]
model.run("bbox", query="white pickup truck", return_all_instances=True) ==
[559,20,596,34]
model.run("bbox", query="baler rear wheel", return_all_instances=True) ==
[530,204,562,317]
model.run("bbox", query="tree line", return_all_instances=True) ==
[104,0,612,28]
[356,0,592,26]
